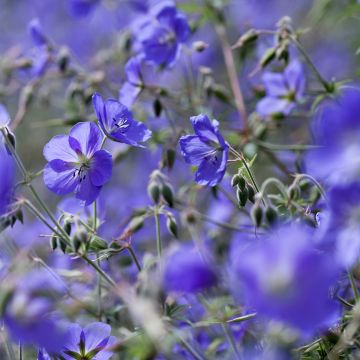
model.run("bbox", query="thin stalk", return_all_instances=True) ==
[175,333,206,360]
[82,255,116,288]
[222,323,242,360]
[127,247,142,272]
[215,24,248,131]
[154,208,162,260]
[290,36,331,92]
[229,147,266,206]
[94,201,103,321]
[18,343,22,360]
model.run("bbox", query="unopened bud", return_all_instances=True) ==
[260,47,276,68]
[166,216,178,238]
[265,206,278,225]
[231,174,240,187]
[232,29,258,49]
[251,205,263,227]
[161,183,174,207]
[237,187,248,207]
[193,41,209,52]
[148,182,160,204]
[247,184,255,203]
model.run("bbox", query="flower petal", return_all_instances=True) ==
[43,164,77,195]
[285,60,305,97]
[111,120,151,146]
[69,122,102,157]
[262,72,288,97]
[179,135,214,166]
[83,322,111,353]
[92,92,105,129]
[195,148,228,187]
[43,134,77,162]
[256,97,294,116]
[190,114,219,143]
[89,150,112,186]
[103,99,133,134]
[75,176,101,205]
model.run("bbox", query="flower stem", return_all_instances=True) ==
[290,36,331,93]
[222,323,242,360]
[154,208,162,260]
[215,24,248,132]
[127,246,142,272]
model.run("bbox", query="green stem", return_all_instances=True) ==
[127,247,142,272]
[82,255,116,288]
[222,323,242,360]
[348,271,360,302]
[290,36,331,92]
[18,343,22,360]
[154,208,162,260]
[229,146,266,206]
[175,333,206,360]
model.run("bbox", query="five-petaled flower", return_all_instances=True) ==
[256,59,305,116]
[135,2,190,67]
[179,114,229,187]
[43,122,112,205]
[61,322,116,360]
[92,92,152,147]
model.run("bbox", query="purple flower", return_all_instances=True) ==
[43,122,112,205]
[0,107,15,217]
[305,88,360,184]
[27,19,52,78]
[179,114,229,187]
[119,56,155,108]
[230,224,339,335]
[256,60,305,116]
[28,18,49,47]
[321,183,360,268]
[37,349,51,360]
[3,269,69,353]
[163,245,217,293]
[68,0,101,17]
[92,93,152,147]
[61,322,116,360]
[135,2,190,67]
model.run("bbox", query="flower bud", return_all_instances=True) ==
[147,182,160,204]
[237,187,248,207]
[153,98,162,117]
[64,220,72,236]
[251,205,263,227]
[89,236,108,251]
[192,41,209,52]
[231,174,240,187]
[58,238,67,253]
[127,216,144,233]
[71,234,82,253]
[247,184,255,203]
[166,216,178,238]
[237,176,246,191]
[50,234,57,250]
[260,47,276,68]
[57,46,70,73]
[265,206,278,225]
[161,183,174,207]
[288,183,300,200]
[232,29,258,49]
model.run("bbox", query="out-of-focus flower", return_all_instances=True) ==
[230,224,339,335]
[321,183,360,268]
[28,18,49,47]
[305,88,360,184]
[179,114,229,187]
[61,322,116,360]
[43,122,112,205]
[92,93,152,147]
[68,0,101,17]
[2,269,69,352]
[37,349,51,360]
[135,2,190,67]
[0,106,15,216]
[256,60,305,116]
[163,245,217,293]
[27,18,52,78]
[119,56,155,107]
